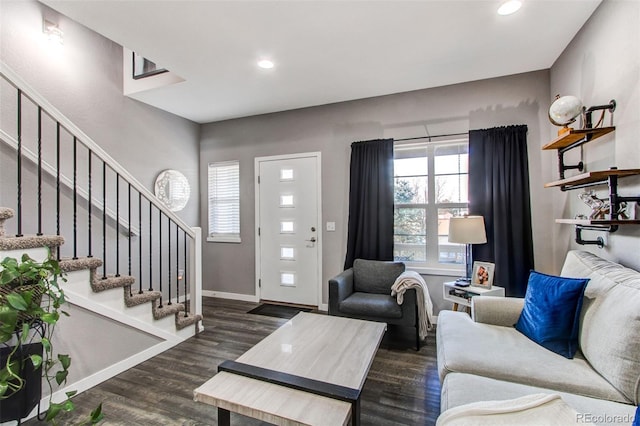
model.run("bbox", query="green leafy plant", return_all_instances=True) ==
[0,253,103,424]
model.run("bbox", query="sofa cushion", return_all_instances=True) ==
[339,292,403,319]
[561,251,640,405]
[436,310,630,403]
[515,271,589,359]
[441,373,638,424]
[353,259,405,294]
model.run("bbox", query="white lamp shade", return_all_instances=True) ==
[448,216,487,244]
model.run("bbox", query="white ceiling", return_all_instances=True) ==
[41,0,601,124]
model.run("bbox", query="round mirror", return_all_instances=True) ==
[154,170,190,212]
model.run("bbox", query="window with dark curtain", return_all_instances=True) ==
[344,139,395,269]
[469,125,534,297]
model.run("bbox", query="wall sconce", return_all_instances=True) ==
[43,19,63,45]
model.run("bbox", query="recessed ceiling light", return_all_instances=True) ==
[497,0,522,15]
[257,59,275,69]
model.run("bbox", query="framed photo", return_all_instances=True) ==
[471,261,495,289]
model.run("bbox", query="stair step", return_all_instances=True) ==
[0,208,14,237]
[176,313,203,331]
[91,274,135,292]
[153,301,185,320]
[124,288,161,307]
[0,234,65,251]
[59,256,103,272]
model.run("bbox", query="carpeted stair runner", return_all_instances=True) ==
[0,206,202,331]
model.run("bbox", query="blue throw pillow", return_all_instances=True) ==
[515,270,589,359]
[633,406,639,426]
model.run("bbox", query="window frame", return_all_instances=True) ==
[207,160,241,243]
[393,138,469,274]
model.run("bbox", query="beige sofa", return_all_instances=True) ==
[436,250,639,425]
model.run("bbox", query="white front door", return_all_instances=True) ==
[256,153,321,306]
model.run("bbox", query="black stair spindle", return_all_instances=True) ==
[184,231,188,317]
[158,210,163,308]
[88,150,93,257]
[128,183,132,296]
[56,123,61,260]
[176,223,179,307]
[149,202,153,291]
[128,183,132,274]
[37,107,42,236]
[16,89,22,237]
[115,174,120,277]
[72,137,78,259]
[139,192,143,294]
[102,162,107,279]
[168,219,172,305]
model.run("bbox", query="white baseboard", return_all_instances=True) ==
[5,340,179,426]
[318,303,328,312]
[202,290,259,303]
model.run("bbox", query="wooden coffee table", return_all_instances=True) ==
[194,312,386,425]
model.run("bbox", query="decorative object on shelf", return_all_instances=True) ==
[578,190,608,220]
[154,169,190,212]
[548,95,583,136]
[448,216,487,284]
[471,261,495,289]
[578,190,629,220]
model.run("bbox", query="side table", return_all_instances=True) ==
[443,282,505,313]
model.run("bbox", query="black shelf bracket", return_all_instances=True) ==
[607,174,640,219]
[555,100,616,180]
[574,224,619,248]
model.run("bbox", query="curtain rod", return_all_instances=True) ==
[394,132,468,142]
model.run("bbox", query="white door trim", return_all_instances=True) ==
[254,152,322,307]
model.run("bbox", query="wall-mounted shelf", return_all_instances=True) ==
[545,169,640,191]
[543,126,616,179]
[556,219,640,226]
[541,100,632,247]
[542,127,615,150]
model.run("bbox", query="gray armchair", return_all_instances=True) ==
[328,259,420,349]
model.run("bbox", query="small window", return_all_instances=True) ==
[208,161,240,243]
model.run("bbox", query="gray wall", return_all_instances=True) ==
[549,0,640,272]
[0,0,201,403]
[0,0,200,227]
[200,70,553,312]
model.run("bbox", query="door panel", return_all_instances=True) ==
[258,156,319,305]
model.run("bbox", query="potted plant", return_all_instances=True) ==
[0,253,103,424]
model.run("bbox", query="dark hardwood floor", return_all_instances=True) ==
[26,298,441,425]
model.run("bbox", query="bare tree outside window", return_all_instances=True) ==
[393,140,468,269]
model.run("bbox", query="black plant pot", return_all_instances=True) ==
[0,342,43,422]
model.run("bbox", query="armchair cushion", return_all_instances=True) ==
[339,292,403,319]
[353,259,405,294]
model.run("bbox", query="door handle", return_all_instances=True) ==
[305,237,317,242]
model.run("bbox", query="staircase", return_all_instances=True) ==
[0,62,203,419]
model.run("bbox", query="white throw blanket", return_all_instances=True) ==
[436,394,586,425]
[391,271,434,339]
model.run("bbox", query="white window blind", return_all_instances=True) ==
[208,161,240,243]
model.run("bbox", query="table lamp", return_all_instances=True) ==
[448,216,487,285]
